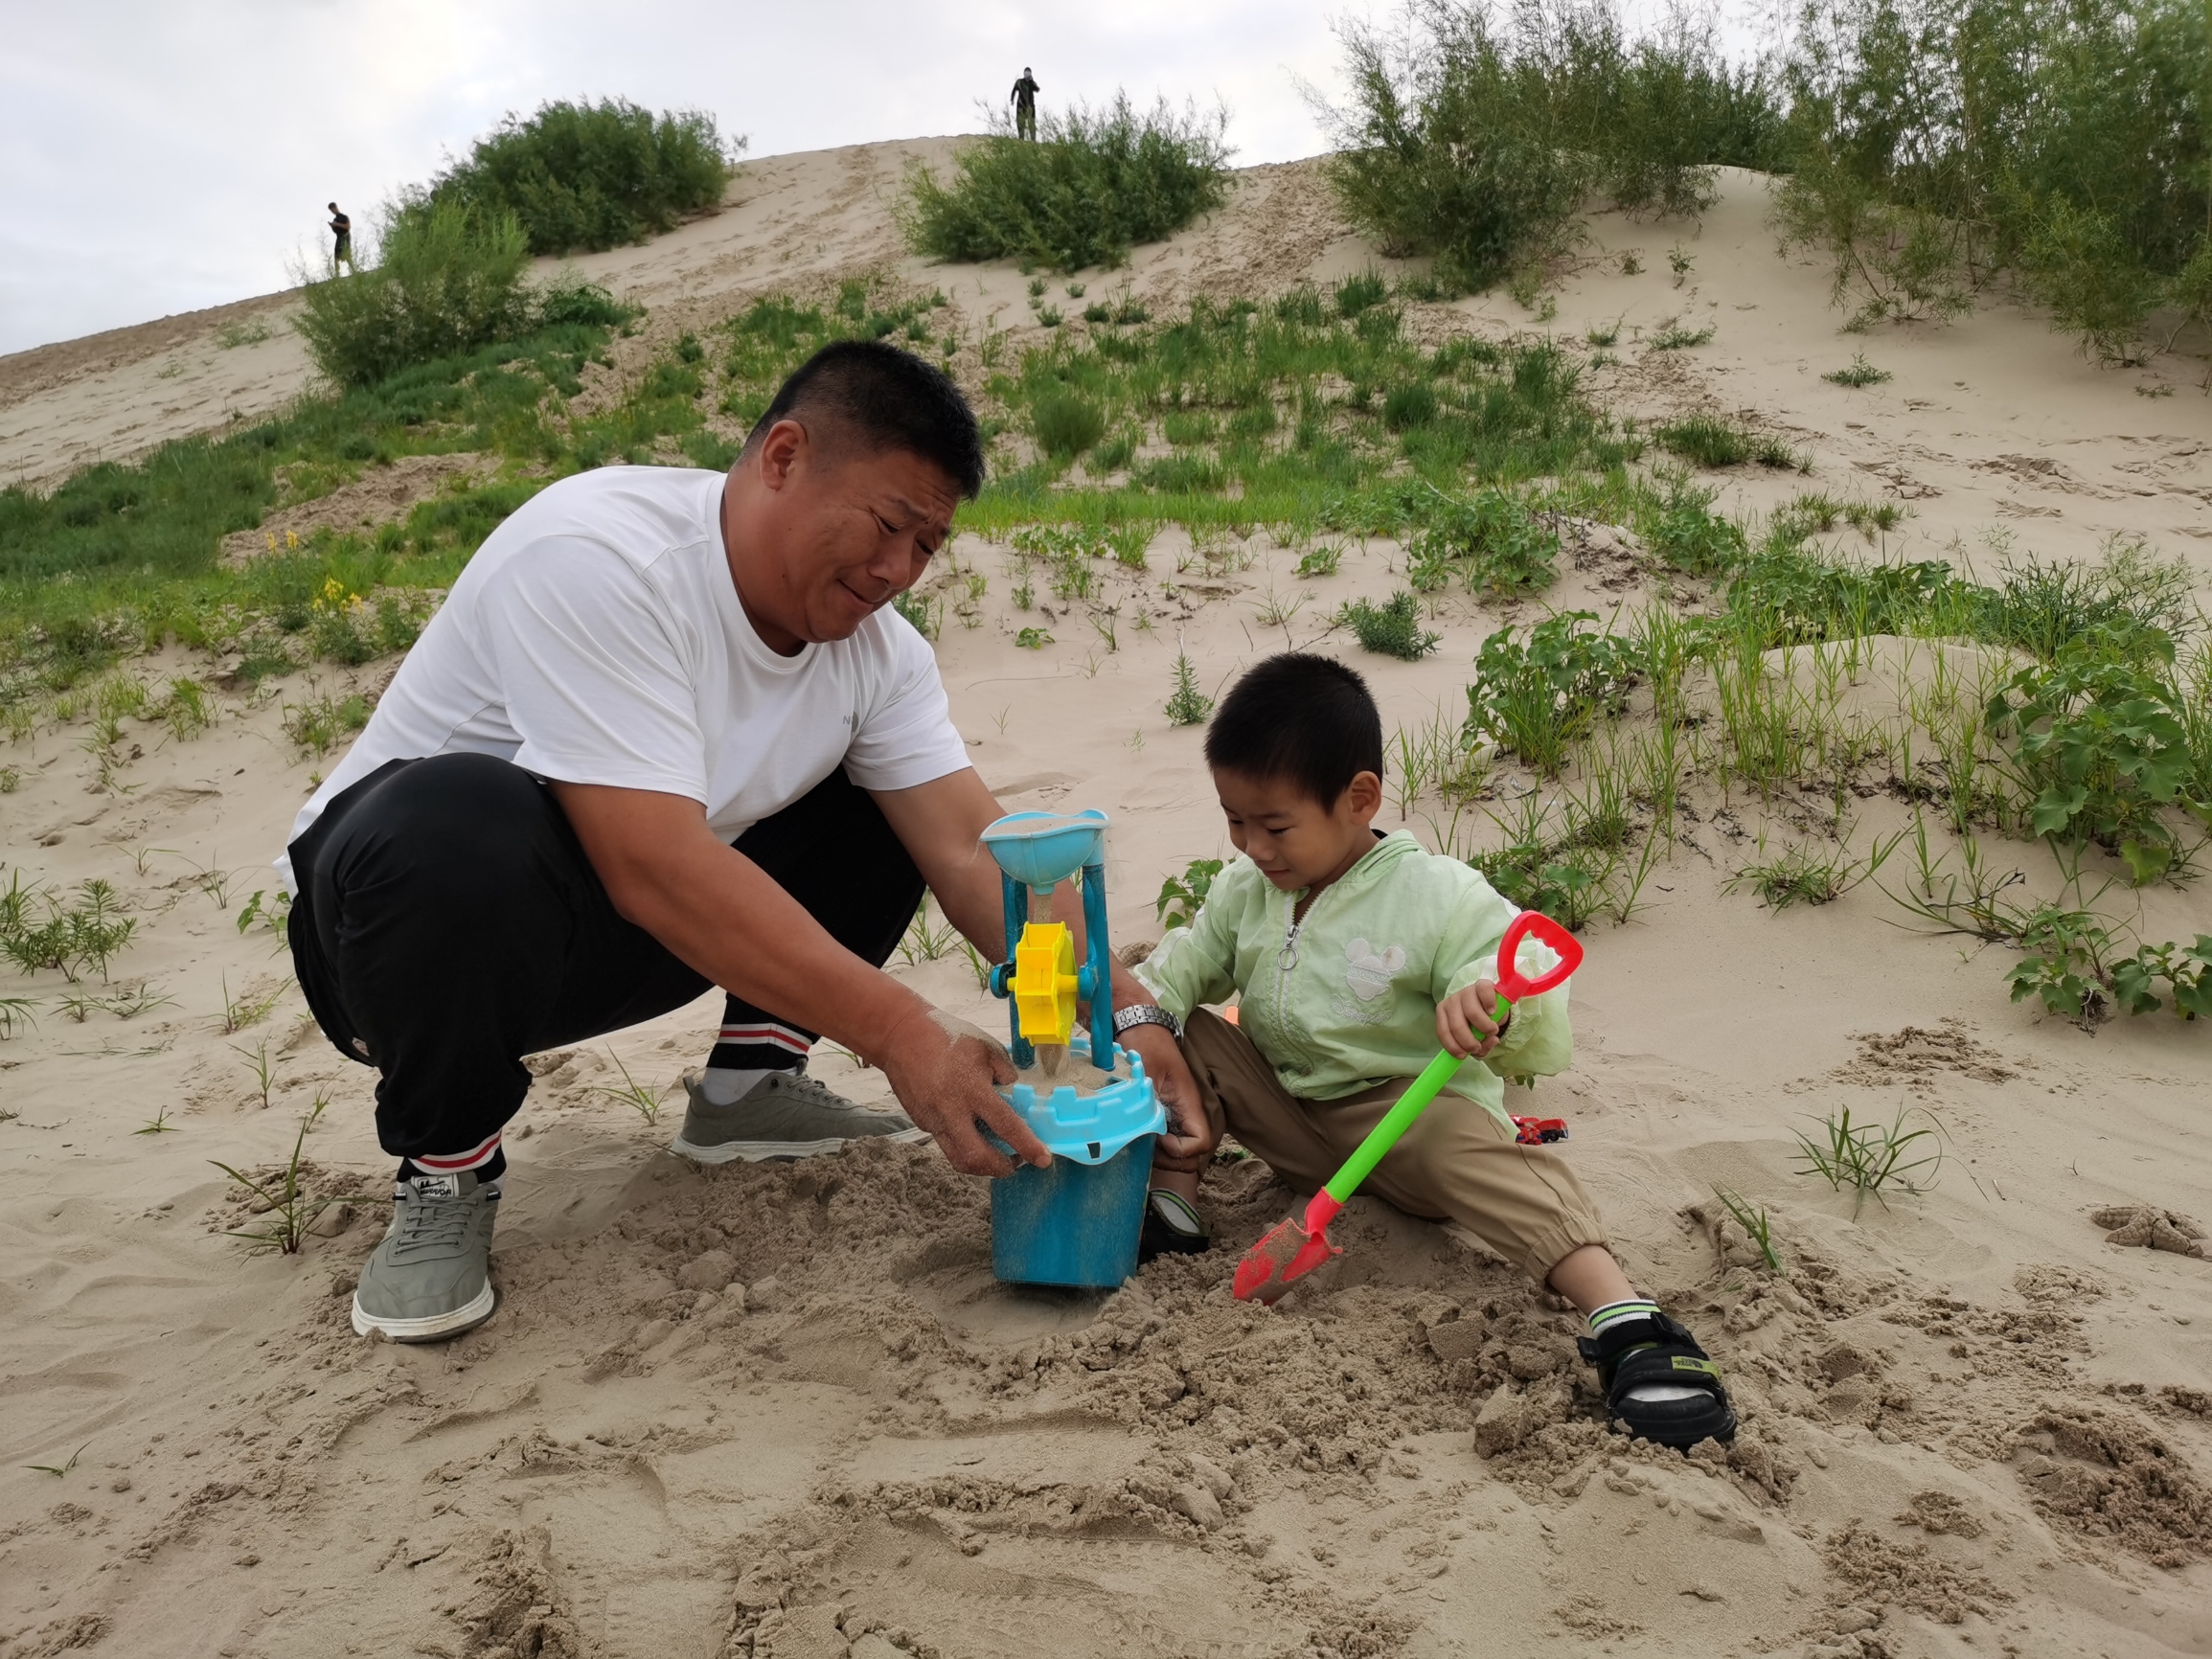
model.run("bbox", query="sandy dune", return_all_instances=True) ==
[3,144,2210,1659]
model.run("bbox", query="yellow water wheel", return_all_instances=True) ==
[1012,920,1079,1066]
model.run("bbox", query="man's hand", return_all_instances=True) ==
[1437,980,1507,1059]
[1117,1021,1215,1176]
[877,1007,1048,1176]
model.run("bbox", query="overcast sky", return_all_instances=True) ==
[1,0,1353,354]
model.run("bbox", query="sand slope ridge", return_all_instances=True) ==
[4,143,2212,1658]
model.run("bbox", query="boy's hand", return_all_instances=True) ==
[1437,980,1508,1059]
[1118,1022,1216,1174]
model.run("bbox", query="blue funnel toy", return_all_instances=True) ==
[979,809,1165,1287]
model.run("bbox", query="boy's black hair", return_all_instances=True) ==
[741,339,986,500]
[1204,652,1384,805]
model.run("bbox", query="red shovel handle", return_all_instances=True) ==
[1494,911,1583,1004]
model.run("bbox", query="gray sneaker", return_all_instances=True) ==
[350,1171,499,1342]
[668,1065,928,1164]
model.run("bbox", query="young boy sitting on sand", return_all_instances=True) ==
[1119,652,1736,1448]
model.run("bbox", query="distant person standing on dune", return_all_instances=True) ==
[329,203,354,273]
[1011,68,1040,140]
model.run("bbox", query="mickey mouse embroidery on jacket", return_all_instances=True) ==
[1332,936,1407,1024]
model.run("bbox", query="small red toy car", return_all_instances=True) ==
[1513,1115,1568,1146]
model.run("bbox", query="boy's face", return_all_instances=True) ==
[1212,767,1384,893]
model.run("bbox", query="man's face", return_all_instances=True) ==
[742,421,959,647]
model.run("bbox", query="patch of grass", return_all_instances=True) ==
[421,97,736,256]
[1793,1104,1944,1216]
[1654,414,1801,469]
[1823,353,1890,388]
[1338,591,1441,660]
[590,1048,672,1125]
[891,589,941,640]
[282,692,370,757]
[1646,321,1717,351]
[898,898,960,965]
[1033,390,1106,459]
[901,92,1231,272]
[1714,1187,1785,1272]
[25,1443,89,1479]
[211,1101,354,1253]
[1724,827,1904,909]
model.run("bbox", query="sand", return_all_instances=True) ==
[4,148,2212,1659]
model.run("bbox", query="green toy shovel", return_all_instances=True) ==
[1231,911,1584,1305]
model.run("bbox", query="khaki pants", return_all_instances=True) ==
[1178,1009,1607,1283]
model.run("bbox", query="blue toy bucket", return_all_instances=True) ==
[991,1134,1157,1288]
[990,1035,1165,1289]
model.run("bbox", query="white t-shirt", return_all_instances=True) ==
[278,466,970,890]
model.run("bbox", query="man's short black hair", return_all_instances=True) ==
[743,339,984,500]
[1204,652,1384,806]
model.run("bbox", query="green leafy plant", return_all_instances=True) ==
[1165,652,1214,726]
[0,875,137,983]
[1464,612,1642,776]
[1338,591,1440,660]
[2111,936,2212,1019]
[1154,857,1225,932]
[1793,1104,1945,1216]
[1647,321,1715,351]
[1015,625,1054,649]
[1032,389,1106,459]
[1405,486,1559,594]
[1295,542,1343,579]
[0,995,34,1038]
[1984,652,2206,885]
[220,972,291,1034]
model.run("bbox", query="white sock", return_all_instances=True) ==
[700,1066,769,1105]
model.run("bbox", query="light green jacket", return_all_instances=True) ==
[1134,830,1572,1121]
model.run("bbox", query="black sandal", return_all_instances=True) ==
[1577,1311,1738,1447]
[1137,1191,1211,1264]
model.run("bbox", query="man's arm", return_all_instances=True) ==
[549,780,1048,1176]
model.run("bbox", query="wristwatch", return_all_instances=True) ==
[1112,1003,1182,1042]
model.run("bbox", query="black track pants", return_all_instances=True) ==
[286,753,924,1162]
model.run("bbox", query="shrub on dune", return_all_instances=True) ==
[901,92,1233,273]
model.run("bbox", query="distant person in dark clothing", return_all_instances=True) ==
[1011,69,1040,140]
[329,203,355,273]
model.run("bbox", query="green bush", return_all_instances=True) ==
[426,98,736,255]
[296,201,536,387]
[1323,1,1788,292]
[901,92,1232,272]
[1984,651,2207,885]
[1776,0,2211,359]
[1465,611,1642,774]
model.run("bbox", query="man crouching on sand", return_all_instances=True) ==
[279,341,1207,1342]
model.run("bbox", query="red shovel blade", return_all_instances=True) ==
[1232,1191,1345,1304]
[1494,910,1584,1004]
